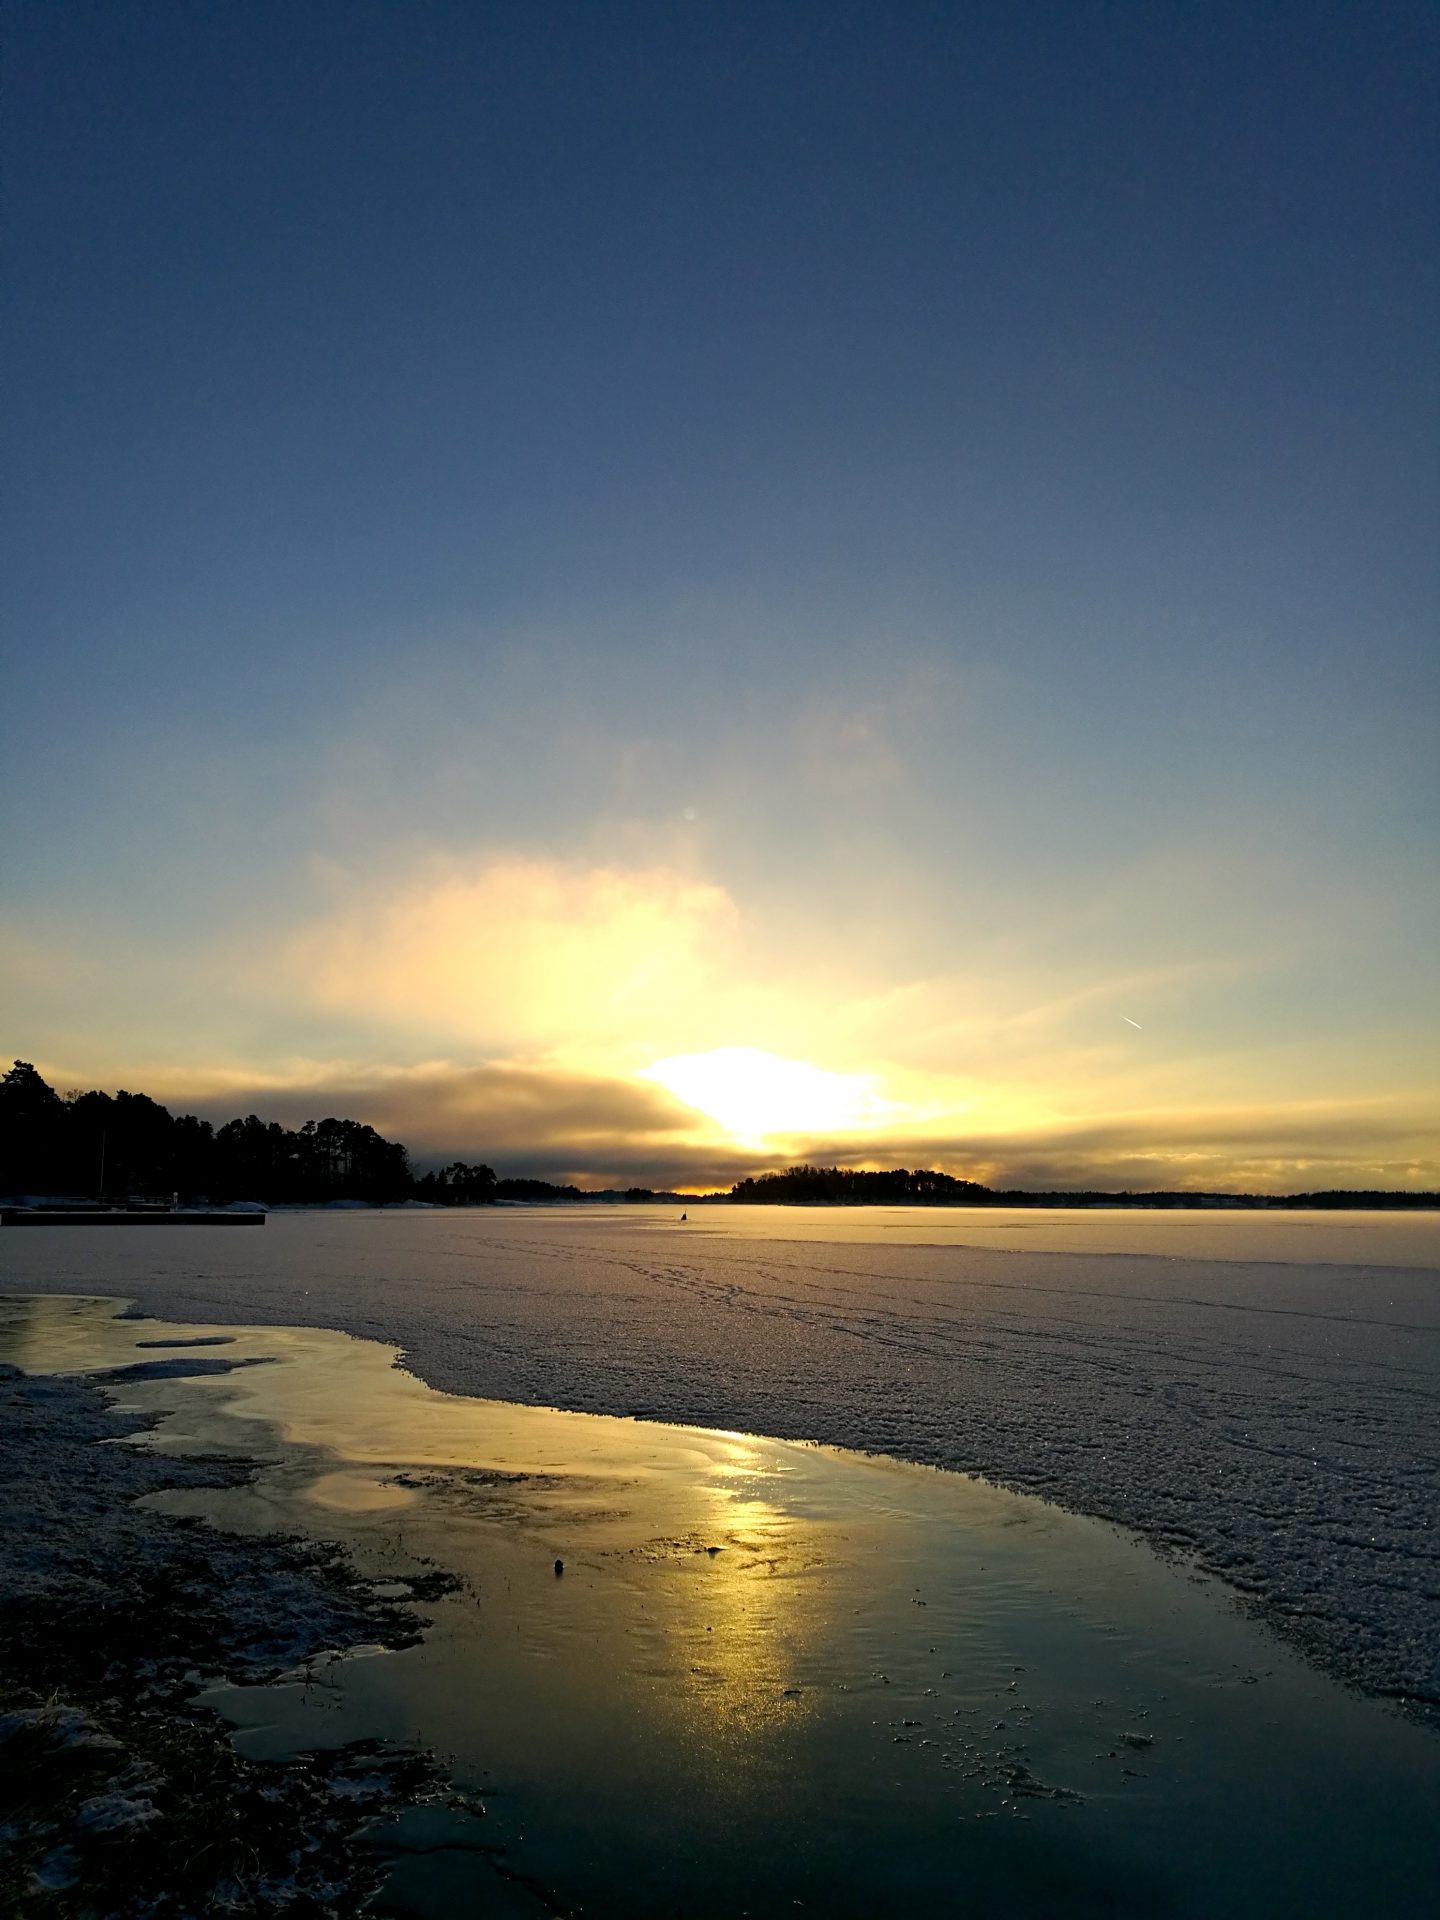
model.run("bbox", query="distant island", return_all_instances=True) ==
[724,1164,1439,1210]
[2,1062,1434,1211]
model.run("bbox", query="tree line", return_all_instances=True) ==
[0,1061,572,1207]
[730,1165,995,1205]
[725,1163,1438,1209]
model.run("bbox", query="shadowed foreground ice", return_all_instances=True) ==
[2,1205,1437,1720]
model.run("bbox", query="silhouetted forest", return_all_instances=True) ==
[730,1166,994,1205]
[0,1061,414,1204]
[726,1165,1439,1210]
[0,1061,636,1207]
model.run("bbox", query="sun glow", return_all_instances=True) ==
[639,1046,899,1147]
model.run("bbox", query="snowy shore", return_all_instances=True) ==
[0,1364,450,1914]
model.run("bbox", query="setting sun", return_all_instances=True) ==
[639,1047,899,1147]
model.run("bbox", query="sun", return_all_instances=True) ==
[639,1047,898,1147]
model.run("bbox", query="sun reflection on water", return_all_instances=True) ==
[0,1299,836,1757]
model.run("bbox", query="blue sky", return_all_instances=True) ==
[3,2,1436,1187]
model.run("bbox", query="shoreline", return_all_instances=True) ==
[0,1362,458,1916]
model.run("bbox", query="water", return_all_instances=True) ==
[1,1292,1436,1918]
[4,1205,1438,1728]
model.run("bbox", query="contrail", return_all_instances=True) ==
[1122,1016,1142,1029]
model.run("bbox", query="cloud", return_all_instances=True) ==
[782,1098,1440,1193]
[165,1059,759,1190]
[283,855,739,1056]
[133,1056,1440,1195]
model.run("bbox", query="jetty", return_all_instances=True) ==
[2,1207,264,1227]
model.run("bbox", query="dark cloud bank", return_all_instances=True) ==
[180,1064,1438,1195]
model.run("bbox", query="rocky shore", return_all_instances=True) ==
[0,1364,457,1917]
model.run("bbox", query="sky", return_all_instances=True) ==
[3,1,1437,1192]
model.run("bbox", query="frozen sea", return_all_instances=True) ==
[3,1204,1438,1719]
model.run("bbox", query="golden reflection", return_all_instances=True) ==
[0,1296,835,1753]
[305,1470,419,1512]
[640,1441,835,1745]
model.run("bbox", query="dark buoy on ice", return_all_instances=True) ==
[554,1558,565,1577]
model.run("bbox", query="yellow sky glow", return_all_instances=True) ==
[640,1047,905,1148]
[12,840,1437,1192]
